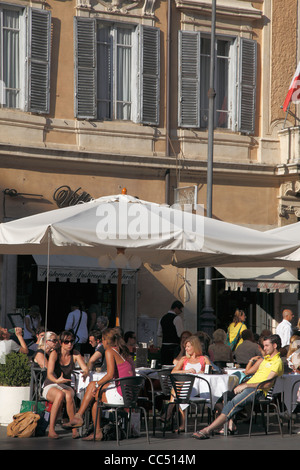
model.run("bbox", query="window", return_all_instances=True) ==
[74,17,160,125]
[178,31,257,134]
[0,5,51,114]
[97,23,134,121]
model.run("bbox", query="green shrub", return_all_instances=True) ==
[0,352,31,386]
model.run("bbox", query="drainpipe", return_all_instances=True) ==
[165,0,171,205]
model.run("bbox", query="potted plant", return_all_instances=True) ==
[0,352,31,426]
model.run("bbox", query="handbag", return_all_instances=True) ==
[7,412,40,438]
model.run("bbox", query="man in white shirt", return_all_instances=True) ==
[0,327,28,364]
[276,308,294,350]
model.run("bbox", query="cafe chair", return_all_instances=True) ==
[288,378,300,435]
[137,372,158,436]
[30,363,48,412]
[155,369,175,434]
[190,375,214,428]
[248,377,283,437]
[167,373,210,434]
[94,375,150,445]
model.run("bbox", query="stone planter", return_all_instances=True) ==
[0,386,30,426]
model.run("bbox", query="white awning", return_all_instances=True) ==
[215,267,299,293]
[32,255,136,284]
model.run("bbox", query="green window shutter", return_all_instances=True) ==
[178,31,200,128]
[138,25,160,125]
[27,8,51,114]
[238,38,257,134]
[74,17,97,119]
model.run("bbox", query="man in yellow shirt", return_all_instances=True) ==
[193,334,283,440]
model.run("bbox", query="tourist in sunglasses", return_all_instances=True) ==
[33,331,58,369]
[43,330,88,439]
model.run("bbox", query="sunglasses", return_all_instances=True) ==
[62,339,74,345]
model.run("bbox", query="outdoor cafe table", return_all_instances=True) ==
[273,373,300,414]
[74,368,240,407]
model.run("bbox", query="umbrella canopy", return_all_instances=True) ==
[0,194,299,267]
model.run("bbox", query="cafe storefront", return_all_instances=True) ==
[3,254,138,335]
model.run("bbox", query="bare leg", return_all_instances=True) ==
[46,388,65,438]
[193,413,227,437]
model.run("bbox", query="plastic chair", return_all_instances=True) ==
[94,375,149,445]
[248,377,283,437]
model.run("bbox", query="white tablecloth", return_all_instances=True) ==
[193,373,239,408]
[273,374,300,413]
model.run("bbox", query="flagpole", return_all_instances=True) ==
[199,0,217,338]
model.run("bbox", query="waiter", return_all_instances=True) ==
[157,300,184,365]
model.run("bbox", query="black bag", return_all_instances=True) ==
[102,422,126,441]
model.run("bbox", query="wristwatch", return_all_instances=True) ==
[95,382,99,389]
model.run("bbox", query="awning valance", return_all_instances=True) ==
[33,255,136,284]
[215,267,299,293]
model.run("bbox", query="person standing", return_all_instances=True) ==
[23,305,42,347]
[65,300,88,354]
[157,300,184,365]
[226,309,247,352]
[276,308,294,351]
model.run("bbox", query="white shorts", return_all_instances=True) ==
[104,384,124,405]
[43,383,75,400]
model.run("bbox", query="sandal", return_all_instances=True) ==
[192,431,210,440]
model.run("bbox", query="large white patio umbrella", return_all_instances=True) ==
[0,193,299,326]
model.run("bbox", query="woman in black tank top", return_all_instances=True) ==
[44,330,88,439]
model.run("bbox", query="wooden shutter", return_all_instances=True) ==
[178,31,200,128]
[74,17,97,119]
[27,8,51,114]
[238,38,257,134]
[138,25,160,125]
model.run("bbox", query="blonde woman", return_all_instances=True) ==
[162,336,211,432]
[226,309,247,352]
[33,331,58,369]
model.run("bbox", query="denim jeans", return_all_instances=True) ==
[222,387,264,420]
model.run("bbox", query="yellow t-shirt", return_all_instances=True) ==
[247,352,283,393]
[227,322,247,350]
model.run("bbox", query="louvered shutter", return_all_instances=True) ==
[27,8,51,114]
[138,25,160,125]
[238,38,257,134]
[74,17,97,119]
[178,31,200,128]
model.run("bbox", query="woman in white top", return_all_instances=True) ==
[163,336,211,432]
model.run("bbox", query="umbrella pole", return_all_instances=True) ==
[116,268,122,327]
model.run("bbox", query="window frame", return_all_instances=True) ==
[178,30,256,135]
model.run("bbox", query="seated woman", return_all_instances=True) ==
[43,330,89,439]
[33,331,58,369]
[66,327,135,441]
[287,335,300,372]
[163,335,211,432]
[208,329,233,367]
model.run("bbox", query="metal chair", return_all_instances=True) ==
[94,375,149,445]
[168,373,210,434]
[248,377,283,437]
[137,372,158,436]
[289,378,300,434]
[189,375,214,429]
[29,364,47,411]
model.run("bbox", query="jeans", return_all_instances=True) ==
[222,387,264,420]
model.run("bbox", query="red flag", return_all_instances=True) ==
[283,61,300,111]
